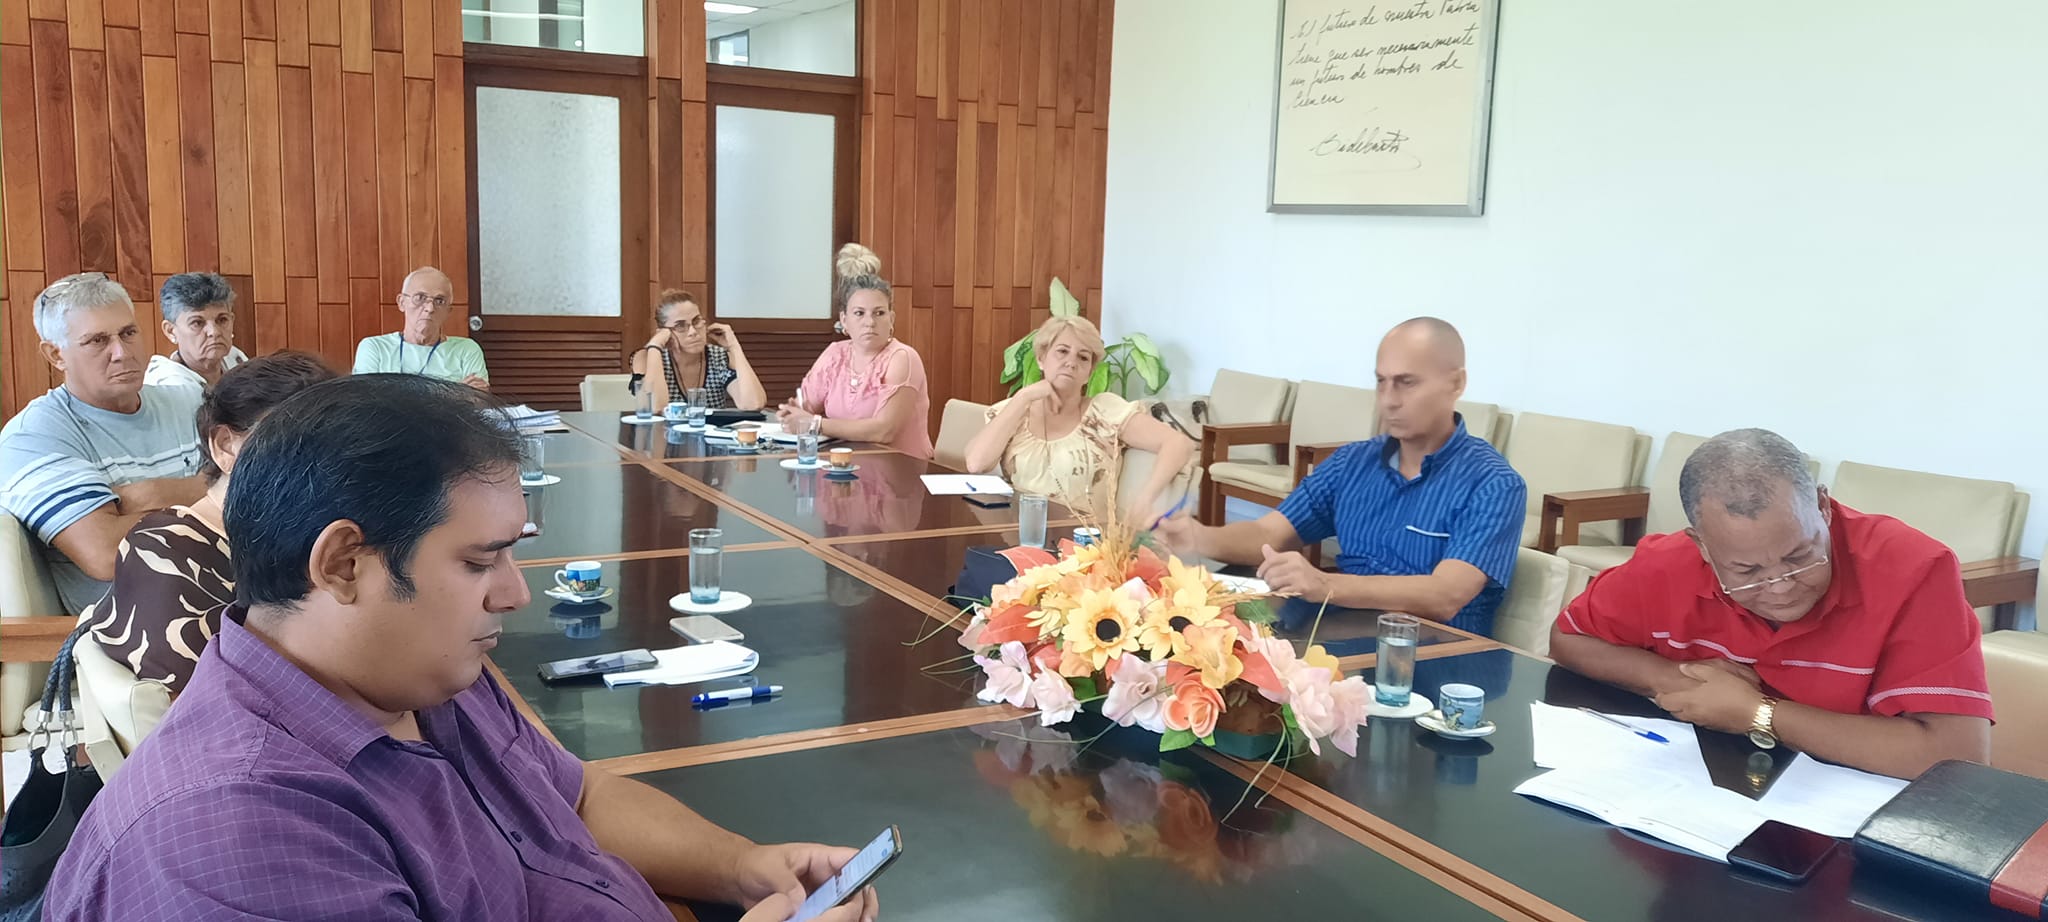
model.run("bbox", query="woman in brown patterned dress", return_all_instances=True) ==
[964,316,1194,522]
[83,352,337,696]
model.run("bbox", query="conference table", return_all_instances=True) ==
[491,413,1992,922]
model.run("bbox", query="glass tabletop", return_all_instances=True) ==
[514,463,782,562]
[668,452,1076,540]
[494,548,986,761]
[633,717,1510,922]
[523,426,630,466]
[1275,650,2007,922]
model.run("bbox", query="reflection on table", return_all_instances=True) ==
[669,453,1068,540]
[515,463,781,562]
[525,426,631,466]
[636,717,1508,922]
[494,548,985,761]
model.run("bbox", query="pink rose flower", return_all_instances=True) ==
[1031,668,1081,726]
[976,641,1036,709]
[1102,654,1169,733]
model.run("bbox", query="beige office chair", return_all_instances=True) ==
[1503,413,1646,549]
[1491,547,1592,656]
[1456,401,1507,450]
[579,373,637,413]
[1115,441,1201,525]
[1557,432,1709,572]
[1165,369,1296,464]
[934,398,991,472]
[1984,626,2048,781]
[1207,380,1377,507]
[1,513,62,748]
[1830,461,2029,631]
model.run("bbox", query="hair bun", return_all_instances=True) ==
[835,243,882,280]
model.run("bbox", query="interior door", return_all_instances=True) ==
[464,58,649,409]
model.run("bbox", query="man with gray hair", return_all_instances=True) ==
[1550,428,1991,779]
[1,273,206,614]
[144,271,249,391]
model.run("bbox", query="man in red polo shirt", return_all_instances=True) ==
[1550,428,1991,780]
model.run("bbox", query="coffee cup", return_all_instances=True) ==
[1437,683,1486,730]
[829,447,853,469]
[735,427,760,448]
[553,560,603,595]
[664,401,686,421]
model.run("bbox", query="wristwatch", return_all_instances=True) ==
[1747,696,1779,750]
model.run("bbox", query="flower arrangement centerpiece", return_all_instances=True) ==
[957,527,1371,758]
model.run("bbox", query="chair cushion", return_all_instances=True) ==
[1831,461,2017,563]
[1288,381,1377,452]
[1505,413,1640,547]
[1984,631,2048,780]
[580,373,636,413]
[935,398,990,471]
[1494,548,1575,655]
[1207,369,1294,464]
[1456,401,1503,448]
[1208,461,1291,496]
[1557,544,1637,572]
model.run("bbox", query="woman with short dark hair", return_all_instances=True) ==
[145,271,248,390]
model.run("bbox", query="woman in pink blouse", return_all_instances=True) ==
[776,243,935,458]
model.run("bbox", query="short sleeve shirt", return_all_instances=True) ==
[0,384,203,614]
[1556,500,1993,719]
[44,608,672,921]
[351,333,490,383]
[1276,416,1527,636]
[984,392,1143,517]
[798,339,934,458]
[143,346,249,390]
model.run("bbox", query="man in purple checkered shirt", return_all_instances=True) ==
[44,375,879,922]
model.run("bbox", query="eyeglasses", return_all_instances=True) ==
[1703,538,1832,595]
[666,316,706,332]
[399,292,450,309]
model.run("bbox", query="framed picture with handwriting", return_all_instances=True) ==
[1267,0,1503,215]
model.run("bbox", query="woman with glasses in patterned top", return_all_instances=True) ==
[627,289,766,410]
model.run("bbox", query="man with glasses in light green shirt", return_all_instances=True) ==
[351,267,490,389]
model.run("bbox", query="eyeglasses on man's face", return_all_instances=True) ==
[399,292,451,310]
[1703,537,1832,596]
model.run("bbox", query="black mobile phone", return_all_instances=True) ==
[962,495,1011,509]
[1727,820,1838,883]
[538,649,658,684]
[789,826,902,921]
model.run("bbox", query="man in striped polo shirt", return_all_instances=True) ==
[1551,429,1991,780]
[1158,317,1526,636]
[1,273,206,615]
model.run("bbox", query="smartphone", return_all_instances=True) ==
[1727,820,1838,883]
[789,826,902,922]
[962,495,1011,509]
[537,649,658,683]
[670,615,745,644]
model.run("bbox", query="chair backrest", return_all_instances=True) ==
[580,374,636,413]
[935,398,991,471]
[1492,547,1587,656]
[2040,535,2047,616]
[1287,381,1377,456]
[1,512,62,738]
[1206,369,1295,464]
[1830,461,2021,563]
[72,632,174,780]
[1117,441,1202,523]
[1503,413,1642,547]
[1982,630,2048,780]
[1643,432,1710,535]
[1456,401,1504,449]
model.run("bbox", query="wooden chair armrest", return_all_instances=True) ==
[1959,556,2039,619]
[1199,421,1294,469]
[1537,486,1653,553]
[1,616,80,664]
[1293,441,1350,483]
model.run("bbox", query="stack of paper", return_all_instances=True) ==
[504,404,564,432]
[920,474,1013,496]
[604,641,759,688]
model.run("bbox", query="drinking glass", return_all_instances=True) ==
[519,435,545,483]
[1019,494,1049,548]
[689,528,724,604]
[796,431,820,466]
[635,384,656,420]
[1375,614,1420,706]
[685,387,710,429]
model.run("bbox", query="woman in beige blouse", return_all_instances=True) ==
[963,316,1193,522]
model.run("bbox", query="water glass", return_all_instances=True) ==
[796,431,820,465]
[519,435,545,483]
[635,384,656,420]
[1374,613,1420,706]
[689,528,723,604]
[685,387,710,429]
[1019,494,1049,548]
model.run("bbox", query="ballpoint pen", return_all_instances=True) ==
[693,685,783,706]
[1576,707,1670,744]
[1150,492,1190,530]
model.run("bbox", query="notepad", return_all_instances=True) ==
[1516,766,1769,861]
[604,641,760,688]
[1528,701,1710,786]
[1755,754,1908,837]
[920,474,1014,496]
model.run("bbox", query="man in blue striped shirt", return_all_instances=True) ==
[1159,318,1526,636]
[1,273,205,614]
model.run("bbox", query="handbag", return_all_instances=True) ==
[0,628,104,921]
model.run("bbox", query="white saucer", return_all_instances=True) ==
[728,443,763,453]
[1367,692,1432,719]
[669,591,754,614]
[1417,710,1497,740]
[780,458,827,471]
[520,474,562,487]
[545,586,615,605]
[620,414,660,425]
[669,423,706,433]
[823,465,861,476]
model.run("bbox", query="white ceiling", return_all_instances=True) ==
[707,0,852,39]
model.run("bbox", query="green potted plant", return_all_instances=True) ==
[999,279,1169,398]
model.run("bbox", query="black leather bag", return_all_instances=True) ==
[950,546,1022,608]
[0,629,103,921]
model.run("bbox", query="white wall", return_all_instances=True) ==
[1104,1,2048,570]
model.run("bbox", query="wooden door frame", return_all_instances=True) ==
[462,46,652,354]
[704,72,860,336]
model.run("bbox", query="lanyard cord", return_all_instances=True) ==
[405,337,443,376]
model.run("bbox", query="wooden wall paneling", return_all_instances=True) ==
[211,59,252,274]
[860,0,881,101]
[910,94,935,290]
[347,274,378,357]
[1055,0,1081,128]
[865,91,891,256]
[304,0,334,47]
[272,0,302,64]
[172,0,205,34]
[650,0,679,81]
[138,0,171,55]
[242,0,273,40]
[221,271,253,346]
[679,98,707,282]
[680,0,705,102]
[69,46,114,274]
[913,0,935,98]
[977,115,999,289]
[430,0,456,57]
[283,273,316,357]
[339,68,375,280]
[252,297,284,354]
[1092,0,1112,116]
[276,62,313,277]
[105,26,150,293]
[244,38,283,301]
[368,0,397,52]
[370,49,403,293]
[336,0,366,71]
[950,100,975,295]
[102,0,134,28]
[654,79,684,286]
[207,0,239,60]
[9,269,56,406]
[978,0,1003,118]
[956,0,977,105]
[1034,0,1057,112]
[173,32,216,270]
[140,52,182,273]
[307,44,344,301]
[969,286,992,402]
[892,0,914,108]
[4,0,28,45]
[996,0,1020,108]
[400,76,436,269]
[432,54,465,301]
[935,0,956,120]
[32,18,81,276]
[30,0,62,21]
[1,42,45,272]
[932,110,956,289]
[62,0,99,49]
[398,0,426,78]
[888,105,913,282]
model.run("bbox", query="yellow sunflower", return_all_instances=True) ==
[1158,555,1212,604]
[1061,588,1143,671]
[1135,586,1222,660]
[1172,622,1244,690]
[1303,643,1342,678]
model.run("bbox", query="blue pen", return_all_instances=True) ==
[1150,492,1190,530]
[1578,707,1670,744]
[693,685,783,706]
